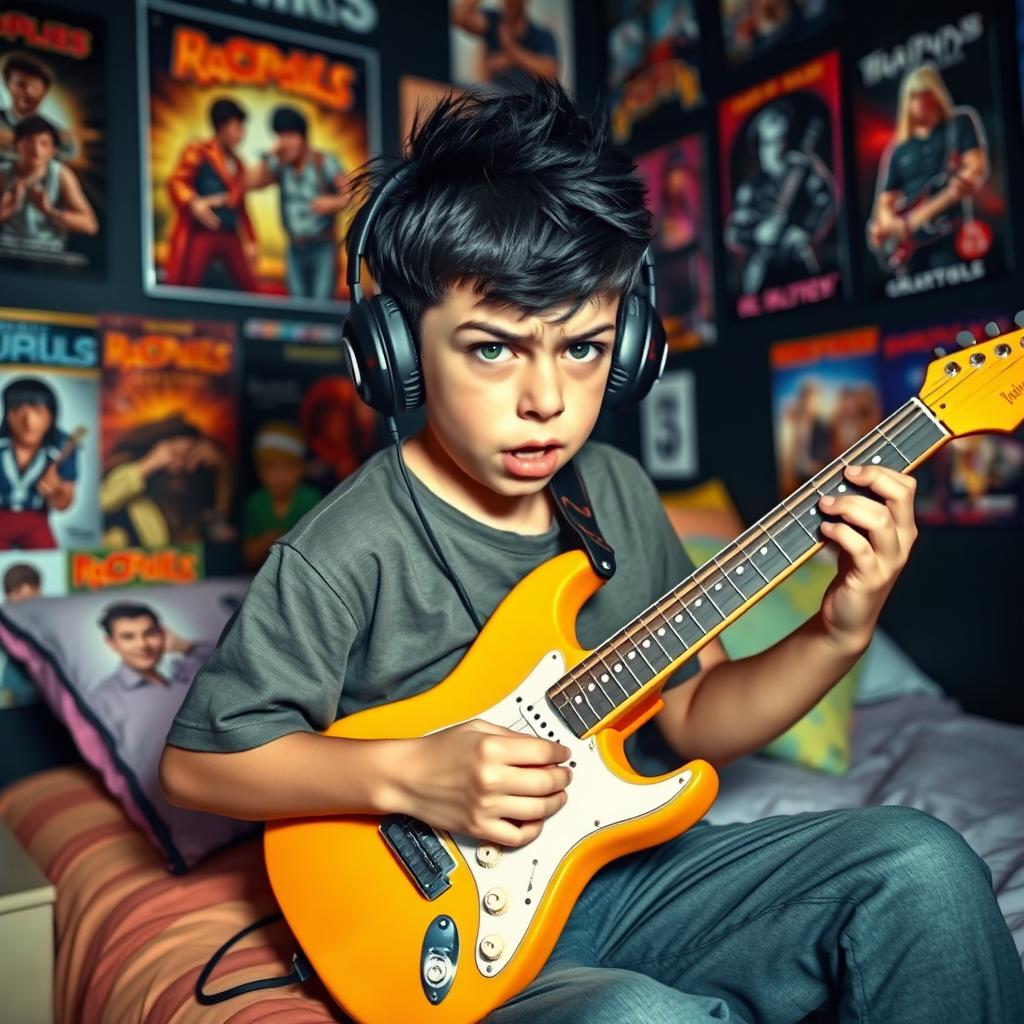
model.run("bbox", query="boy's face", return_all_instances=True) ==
[6,401,52,447]
[7,71,48,116]
[417,279,618,500]
[256,451,304,500]
[105,615,165,674]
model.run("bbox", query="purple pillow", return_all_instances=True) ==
[0,578,258,872]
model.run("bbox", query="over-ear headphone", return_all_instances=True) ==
[341,162,669,416]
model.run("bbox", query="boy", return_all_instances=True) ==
[160,84,1023,1021]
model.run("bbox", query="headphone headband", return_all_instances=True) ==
[342,162,667,415]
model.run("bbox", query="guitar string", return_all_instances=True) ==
[548,402,932,711]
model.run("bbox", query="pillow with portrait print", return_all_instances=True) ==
[0,577,259,872]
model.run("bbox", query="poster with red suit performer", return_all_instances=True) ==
[853,9,1010,300]
[634,134,715,351]
[718,50,846,320]
[139,0,380,312]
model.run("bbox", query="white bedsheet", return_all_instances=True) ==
[704,694,1024,960]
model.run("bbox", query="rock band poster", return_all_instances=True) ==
[852,8,1010,301]
[0,3,106,278]
[718,51,846,321]
[138,0,380,311]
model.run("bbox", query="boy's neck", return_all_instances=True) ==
[401,427,556,536]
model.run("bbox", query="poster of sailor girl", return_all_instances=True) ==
[717,50,846,321]
[138,0,380,311]
[0,4,106,278]
[852,8,1010,302]
[0,307,101,554]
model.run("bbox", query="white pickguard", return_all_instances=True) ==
[441,650,693,977]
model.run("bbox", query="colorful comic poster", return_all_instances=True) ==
[719,51,846,320]
[719,0,838,65]
[0,307,101,551]
[606,0,703,146]
[449,0,574,95]
[634,134,714,350]
[770,327,882,497]
[0,4,105,277]
[240,323,381,569]
[853,9,1010,300]
[68,543,203,591]
[881,314,1023,525]
[140,0,380,311]
[99,314,238,551]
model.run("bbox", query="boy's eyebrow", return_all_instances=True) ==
[453,320,616,343]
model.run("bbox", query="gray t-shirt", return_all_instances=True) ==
[166,441,701,774]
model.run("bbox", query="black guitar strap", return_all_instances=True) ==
[548,458,616,580]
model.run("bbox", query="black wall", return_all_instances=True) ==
[606,0,1024,724]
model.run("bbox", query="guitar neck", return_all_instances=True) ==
[547,399,950,738]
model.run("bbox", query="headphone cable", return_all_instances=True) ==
[385,416,483,634]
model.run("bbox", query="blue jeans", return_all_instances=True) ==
[285,238,337,300]
[487,806,1024,1023]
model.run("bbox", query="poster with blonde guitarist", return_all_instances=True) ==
[855,11,1009,299]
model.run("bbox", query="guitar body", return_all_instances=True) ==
[264,550,719,1024]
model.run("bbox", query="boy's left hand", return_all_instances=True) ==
[816,464,918,655]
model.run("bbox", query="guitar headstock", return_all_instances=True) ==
[917,313,1024,438]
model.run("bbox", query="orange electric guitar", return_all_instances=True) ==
[264,324,1024,1023]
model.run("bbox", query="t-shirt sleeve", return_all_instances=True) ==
[630,458,702,692]
[621,455,705,777]
[954,110,981,154]
[165,541,358,752]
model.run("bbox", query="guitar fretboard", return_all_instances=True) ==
[546,398,948,738]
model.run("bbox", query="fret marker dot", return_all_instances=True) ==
[809,508,816,516]
[714,582,722,590]
[838,484,847,493]
[760,546,768,556]
[871,455,881,464]
[657,628,665,636]
[628,651,636,660]
[600,674,609,683]
[588,682,596,691]
[695,599,702,607]
[674,614,683,622]
[574,695,582,704]
[642,639,651,648]
[614,664,623,672]
[735,566,744,575]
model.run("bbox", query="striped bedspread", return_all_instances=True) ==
[0,766,344,1023]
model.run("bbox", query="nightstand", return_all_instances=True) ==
[0,818,55,1024]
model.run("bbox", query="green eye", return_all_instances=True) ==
[472,343,509,362]
[567,342,602,361]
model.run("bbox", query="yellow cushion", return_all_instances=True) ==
[661,480,861,775]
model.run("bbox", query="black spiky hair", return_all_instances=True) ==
[345,80,653,332]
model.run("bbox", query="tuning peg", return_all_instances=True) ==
[955,330,976,347]
[984,321,1001,338]
[932,346,947,357]
[1015,310,1024,328]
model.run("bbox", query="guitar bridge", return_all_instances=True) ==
[379,815,457,900]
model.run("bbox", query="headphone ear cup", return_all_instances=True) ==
[606,292,666,409]
[341,294,423,416]
[368,294,423,414]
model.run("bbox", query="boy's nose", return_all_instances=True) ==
[518,360,565,420]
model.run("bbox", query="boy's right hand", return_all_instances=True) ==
[390,719,573,849]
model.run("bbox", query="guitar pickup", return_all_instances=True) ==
[379,815,457,901]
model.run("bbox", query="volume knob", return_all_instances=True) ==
[479,934,506,962]
[483,888,509,915]
[475,844,502,868]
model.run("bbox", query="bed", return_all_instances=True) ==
[1,690,1021,1024]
